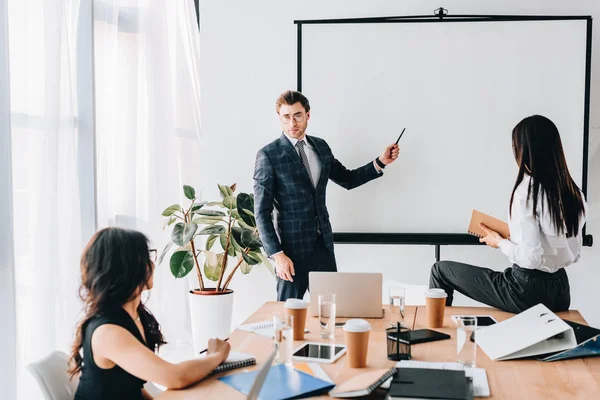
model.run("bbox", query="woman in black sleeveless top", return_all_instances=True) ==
[69,227,231,399]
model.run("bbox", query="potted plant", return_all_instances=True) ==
[159,183,274,352]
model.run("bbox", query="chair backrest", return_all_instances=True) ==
[27,351,79,400]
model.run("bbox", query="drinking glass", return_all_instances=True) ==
[456,316,477,367]
[318,294,336,339]
[273,314,294,366]
[389,286,406,326]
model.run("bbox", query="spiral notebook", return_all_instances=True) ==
[329,368,396,398]
[467,209,510,239]
[213,352,256,374]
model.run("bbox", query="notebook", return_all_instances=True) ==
[213,352,256,374]
[329,368,396,398]
[238,320,274,338]
[294,363,333,383]
[389,368,468,400]
[397,361,490,397]
[467,209,510,239]
[218,364,335,400]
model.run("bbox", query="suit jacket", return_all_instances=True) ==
[253,133,382,261]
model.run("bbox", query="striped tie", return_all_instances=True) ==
[296,140,315,188]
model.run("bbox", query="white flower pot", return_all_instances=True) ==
[188,289,234,354]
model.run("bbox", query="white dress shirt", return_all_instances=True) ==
[498,176,587,273]
[284,133,322,186]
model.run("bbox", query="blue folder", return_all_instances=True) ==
[218,364,335,400]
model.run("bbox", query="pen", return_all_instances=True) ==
[395,127,406,145]
[198,337,229,355]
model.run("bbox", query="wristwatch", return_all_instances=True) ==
[375,157,386,169]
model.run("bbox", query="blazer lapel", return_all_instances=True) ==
[278,133,315,190]
[307,135,328,192]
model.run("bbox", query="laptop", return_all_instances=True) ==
[309,272,383,318]
[247,347,278,400]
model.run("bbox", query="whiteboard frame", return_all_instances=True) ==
[295,12,593,249]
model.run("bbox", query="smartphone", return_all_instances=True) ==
[451,315,498,327]
[388,328,450,345]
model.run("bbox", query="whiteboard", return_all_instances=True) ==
[300,19,588,234]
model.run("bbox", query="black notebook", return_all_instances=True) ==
[389,368,468,400]
[212,353,256,374]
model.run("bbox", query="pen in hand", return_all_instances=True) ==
[198,337,229,355]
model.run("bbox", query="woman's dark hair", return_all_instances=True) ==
[68,227,166,377]
[510,115,585,237]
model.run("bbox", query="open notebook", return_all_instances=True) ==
[468,209,510,239]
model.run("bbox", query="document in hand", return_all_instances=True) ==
[467,209,510,239]
[476,304,577,360]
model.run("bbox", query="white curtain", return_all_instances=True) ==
[7,0,84,398]
[94,0,203,341]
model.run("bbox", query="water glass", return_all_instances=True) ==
[456,316,477,367]
[319,294,336,339]
[389,286,406,326]
[273,314,294,366]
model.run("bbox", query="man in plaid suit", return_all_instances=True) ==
[254,90,400,301]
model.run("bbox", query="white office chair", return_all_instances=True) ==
[28,351,163,399]
[27,351,79,400]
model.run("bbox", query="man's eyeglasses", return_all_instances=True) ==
[149,249,157,262]
[279,113,306,124]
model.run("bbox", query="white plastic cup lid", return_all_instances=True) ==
[343,319,371,333]
[425,288,448,298]
[284,298,308,309]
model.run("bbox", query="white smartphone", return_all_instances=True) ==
[292,342,346,364]
[451,315,498,327]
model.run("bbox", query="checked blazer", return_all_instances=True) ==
[253,133,382,261]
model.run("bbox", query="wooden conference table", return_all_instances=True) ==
[156,302,600,399]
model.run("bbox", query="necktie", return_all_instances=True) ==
[296,140,315,188]
[296,140,321,234]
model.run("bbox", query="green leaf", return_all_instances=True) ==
[218,184,233,199]
[242,251,261,266]
[240,260,252,274]
[196,209,226,217]
[207,201,224,207]
[158,241,174,265]
[171,222,198,246]
[256,252,276,278]
[202,251,224,281]
[167,217,177,226]
[230,234,243,253]
[205,234,218,251]
[236,193,256,227]
[236,218,254,230]
[183,185,196,200]
[198,225,226,235]
[162,204,182,217]
[191,201,208,212]
[223,196,237,209]
[192,217,225,225]
[170,250,195,278]
[220,233,236,256]
[241,229,262,250]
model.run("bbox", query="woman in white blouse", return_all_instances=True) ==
[429,115,587,313]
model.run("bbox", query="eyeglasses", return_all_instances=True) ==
[279,113,306,124]
[149,249,157,262]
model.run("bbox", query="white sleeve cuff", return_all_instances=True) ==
[498,239,515,257]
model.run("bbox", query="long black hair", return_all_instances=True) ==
[510,115,585,237]
[69,227,166,377]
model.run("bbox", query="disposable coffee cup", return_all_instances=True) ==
[425,288,448,328]
[343,319,371,368]
[285,299,308,340]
